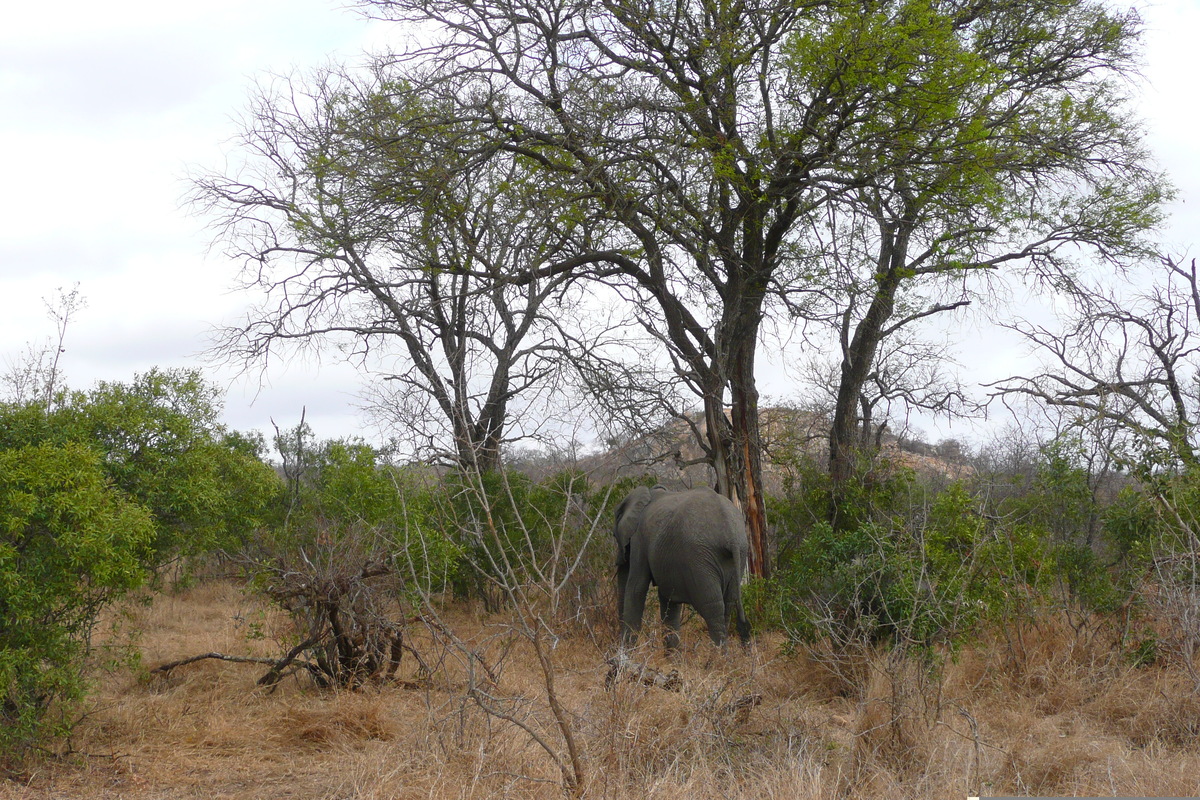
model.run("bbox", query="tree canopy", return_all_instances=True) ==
[197,0,1166,568]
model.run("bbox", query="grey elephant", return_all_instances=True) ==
[613,486,751,649]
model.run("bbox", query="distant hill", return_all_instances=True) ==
[539,408,974,493]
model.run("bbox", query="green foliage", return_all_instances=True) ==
[1102,485,1161,564]
[769,448,916,555]
[313,440,402,527]
[1,369,282,565]
[237,430,464,688]
[0,367,280,761]
[245,428,618,690]
[987,435,1137,616]
[1117,470,1200,671]
[259,426,462,601]
[1003,437,1096,544]
[1120,470,1200,583]
[53,369,281,560]
[434,467,613,611]
[1051,541,1124,615]
[763,430,1200,652]
[0,441,154,761]
[926,484,1051,620]
[767,471,1052,649]
[785,0,1163,253]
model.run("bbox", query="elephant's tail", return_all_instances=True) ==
[724,561,751,645]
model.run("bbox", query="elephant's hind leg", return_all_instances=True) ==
[734,602,751,645]
[695,599,730,646]
[659,595,683,651]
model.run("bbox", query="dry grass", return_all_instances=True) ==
[4,581,1200,799]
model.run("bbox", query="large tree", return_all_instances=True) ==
[358,0,887,577]
[194,70,619,473]
[776,0,1164,523]
[203,0,1165,571]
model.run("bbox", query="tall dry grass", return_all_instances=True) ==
[3,580,1200,799]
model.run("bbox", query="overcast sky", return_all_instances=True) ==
[1,1,1197,449]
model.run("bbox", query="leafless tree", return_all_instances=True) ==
[193,69,617,473]
[2,285,85,410]
[995,256,1200,472]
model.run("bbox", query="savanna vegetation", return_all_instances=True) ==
[5,0,1200,797]
[4,405,1200,798]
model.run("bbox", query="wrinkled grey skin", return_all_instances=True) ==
[614,486,751,649]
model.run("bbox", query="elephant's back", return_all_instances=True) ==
[643,488,747,556]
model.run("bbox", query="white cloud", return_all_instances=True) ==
[0,0,384,444]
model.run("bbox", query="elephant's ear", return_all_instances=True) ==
[613,487,651,560]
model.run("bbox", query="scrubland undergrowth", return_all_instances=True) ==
[2,579,1199,799]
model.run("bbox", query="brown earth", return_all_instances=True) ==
[4,581,1200,799]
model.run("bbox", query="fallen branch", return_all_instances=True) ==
[604,653,682,692]
[257,634,324,688]
[150,638,327,689]
[150,652,281,674]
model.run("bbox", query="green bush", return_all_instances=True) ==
[54,369,282,562]
[768,451,916,565]
[2,369,282,566]
[237,433,468,688]
[1102,485,1161,565]
[1051,541,1123,614]
[242,432,621,684]
[436,467,613,611]
[926,484,1052,625]
[767,480,1052,649]
[1013,436,1096,544]
[0,370,280,762]
[259,432,463,600]
[0,441,154,762]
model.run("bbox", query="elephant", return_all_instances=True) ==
[613,485,751,649]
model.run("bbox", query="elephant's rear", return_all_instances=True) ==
[708,491,751,645]
[647,488,746,561]
[661,488,751,645]
[618,485,752,647]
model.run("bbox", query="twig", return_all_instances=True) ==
[149,637,327,690]
[418,613,500,686]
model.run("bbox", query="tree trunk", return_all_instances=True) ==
[451,407,503,474]
[726,312,770,580]
[710,240,772,578]
[729,378,768,579]
[704,394,735,501]
[828,219,910,529]
[702,386,768,579]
